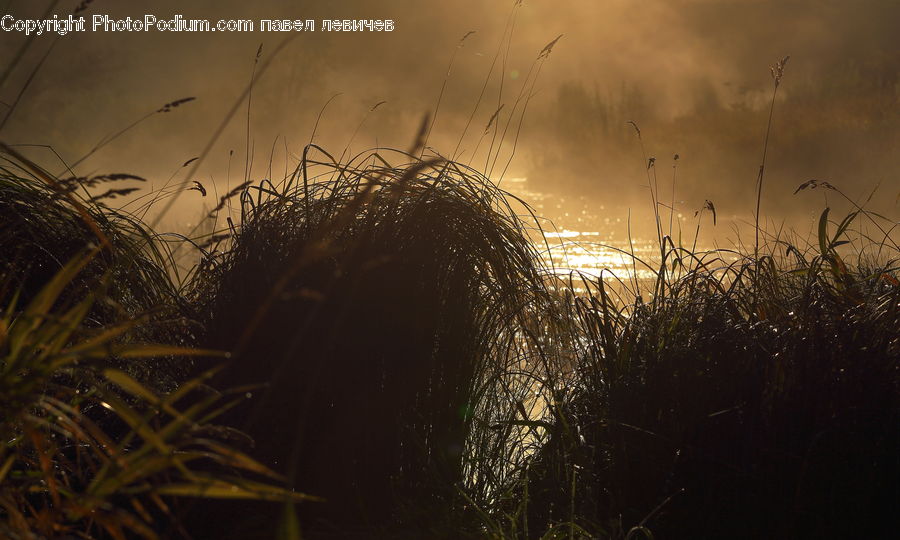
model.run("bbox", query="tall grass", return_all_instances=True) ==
[0,151,319,539]
[1,35,896,538]
[181,117,899,539]
[512,56,898,539]
[189,145,572,537]
[0,148,190,390]
[4,135,897,538]
[523,226,899,538]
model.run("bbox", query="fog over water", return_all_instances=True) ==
[1,0,896,272]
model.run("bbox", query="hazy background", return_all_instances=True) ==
[1,0,897,242]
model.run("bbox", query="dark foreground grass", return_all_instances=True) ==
[1,140,897,539]
[0,150,317,539]
[526,247,900,538]
[0,150,192,390]
[189,147,566,538]
[185,143,899,538]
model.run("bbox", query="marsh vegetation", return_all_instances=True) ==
[0,11,897,537]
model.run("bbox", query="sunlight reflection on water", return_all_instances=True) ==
[505,177,667,282]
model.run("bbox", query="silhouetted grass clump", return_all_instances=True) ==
[0,150,192,390]
[3,138,897,538]
[524,235,900,538]
[192,147,563,537]
[0,152,315,539]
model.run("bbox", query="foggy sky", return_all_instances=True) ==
[1,0,897,239]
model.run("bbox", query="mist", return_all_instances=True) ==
[1,0,896,239]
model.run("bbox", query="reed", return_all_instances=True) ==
[0,32,895,536]
[0,155,317,539]
[522,223,899,538]
[0,149,192,390]
[3,135,896,537]
[190,146,567,537]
